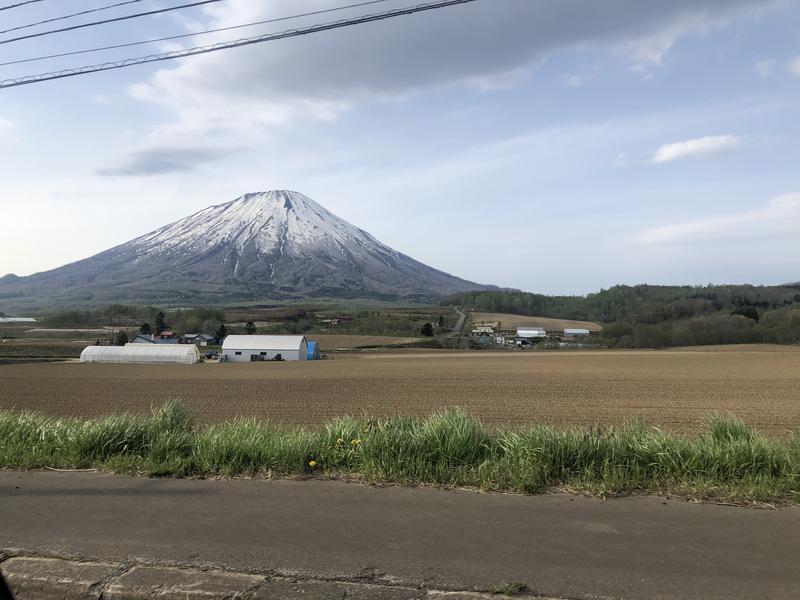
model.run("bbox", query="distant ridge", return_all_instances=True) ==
[0,190,493,312]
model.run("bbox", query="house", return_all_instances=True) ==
[154,330,178,343]
[183,333,215,346]
[129,334,156,344]
[221,335,308,362]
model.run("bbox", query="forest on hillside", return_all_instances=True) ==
[443,285,800,347]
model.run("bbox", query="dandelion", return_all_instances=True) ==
[308,460,317,468]
[351,439,361,446]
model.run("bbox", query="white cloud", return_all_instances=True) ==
[651,134,742,163]
[787,56,800,76]
[635,192,800,244]
[755,59,776,78]
[116,0,775,171]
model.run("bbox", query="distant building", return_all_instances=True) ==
[306,341,320,360]
[517,327,546,339]
[472,320,502,336]
[472,325,495,335]
[183,333,215,346]
[564,328,591,337]
[154,330,178,343]
[221,335,308,362]
[0,317,37,323]
[129,334,156,344]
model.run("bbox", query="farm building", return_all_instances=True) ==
[307,341,320,360]
[564,328,591,337]
[222,335,308,362]
[183,333,215,346]
[153,330,178,344]
[517,327,546,339]
[129,333,185,345]
[80,345,199,364]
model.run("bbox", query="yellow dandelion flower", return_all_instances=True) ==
[351,439,361,446]
[308,460,317,468]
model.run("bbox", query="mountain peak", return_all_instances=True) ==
[239,190,305,208]
[0,191,492,311]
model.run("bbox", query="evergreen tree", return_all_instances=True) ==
[245,321,256,335]
[115,330,129,346]
[139,322,152,335]
[214,323,228,343]
[154,312,167,334]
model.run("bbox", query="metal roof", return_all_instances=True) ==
[222,335,307,351]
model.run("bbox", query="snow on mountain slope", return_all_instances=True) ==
[0,191,491,311]
[132,191,370,257]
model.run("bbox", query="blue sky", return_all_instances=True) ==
[1,0,799,294]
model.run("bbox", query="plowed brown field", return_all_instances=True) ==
[1,345,799,435]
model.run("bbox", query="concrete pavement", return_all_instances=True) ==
[1,472,799,599]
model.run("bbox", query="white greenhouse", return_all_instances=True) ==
[80,345,199,364]
[221,335,307,362]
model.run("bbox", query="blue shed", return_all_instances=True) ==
[306,341,320,360]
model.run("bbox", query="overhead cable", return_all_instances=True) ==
[0,0,478,89]
[0,0,395,67]
[0,0,224,45]
[1,0,146,36]
[0,0,44,11]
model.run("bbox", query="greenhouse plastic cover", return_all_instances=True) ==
[80,344,199,364]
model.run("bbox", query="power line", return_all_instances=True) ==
[0,0,224,45]
[1,0,146,36]
[0,0,43,11]
[0,0,395,67]
[0,0,478,90]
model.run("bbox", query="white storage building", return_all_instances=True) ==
[564,328,591,337]
[80,345,199,364]
[517,327,546,338]
[221,335,308,362]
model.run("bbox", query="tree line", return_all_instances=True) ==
[443,284,800,347]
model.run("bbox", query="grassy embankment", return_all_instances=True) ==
[1,403,798,504]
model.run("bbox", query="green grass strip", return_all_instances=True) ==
[1,402,798,503]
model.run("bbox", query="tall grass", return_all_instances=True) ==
[1,403,797,503]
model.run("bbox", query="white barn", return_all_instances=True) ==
[221,335,308,362]
[80,345,199,364]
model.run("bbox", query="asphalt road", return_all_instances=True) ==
[1,472,798,599]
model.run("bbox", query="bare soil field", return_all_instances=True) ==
[470,312,602,332]
[2,345,799,435]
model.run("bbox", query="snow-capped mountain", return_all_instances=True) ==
[0,191,490,311]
